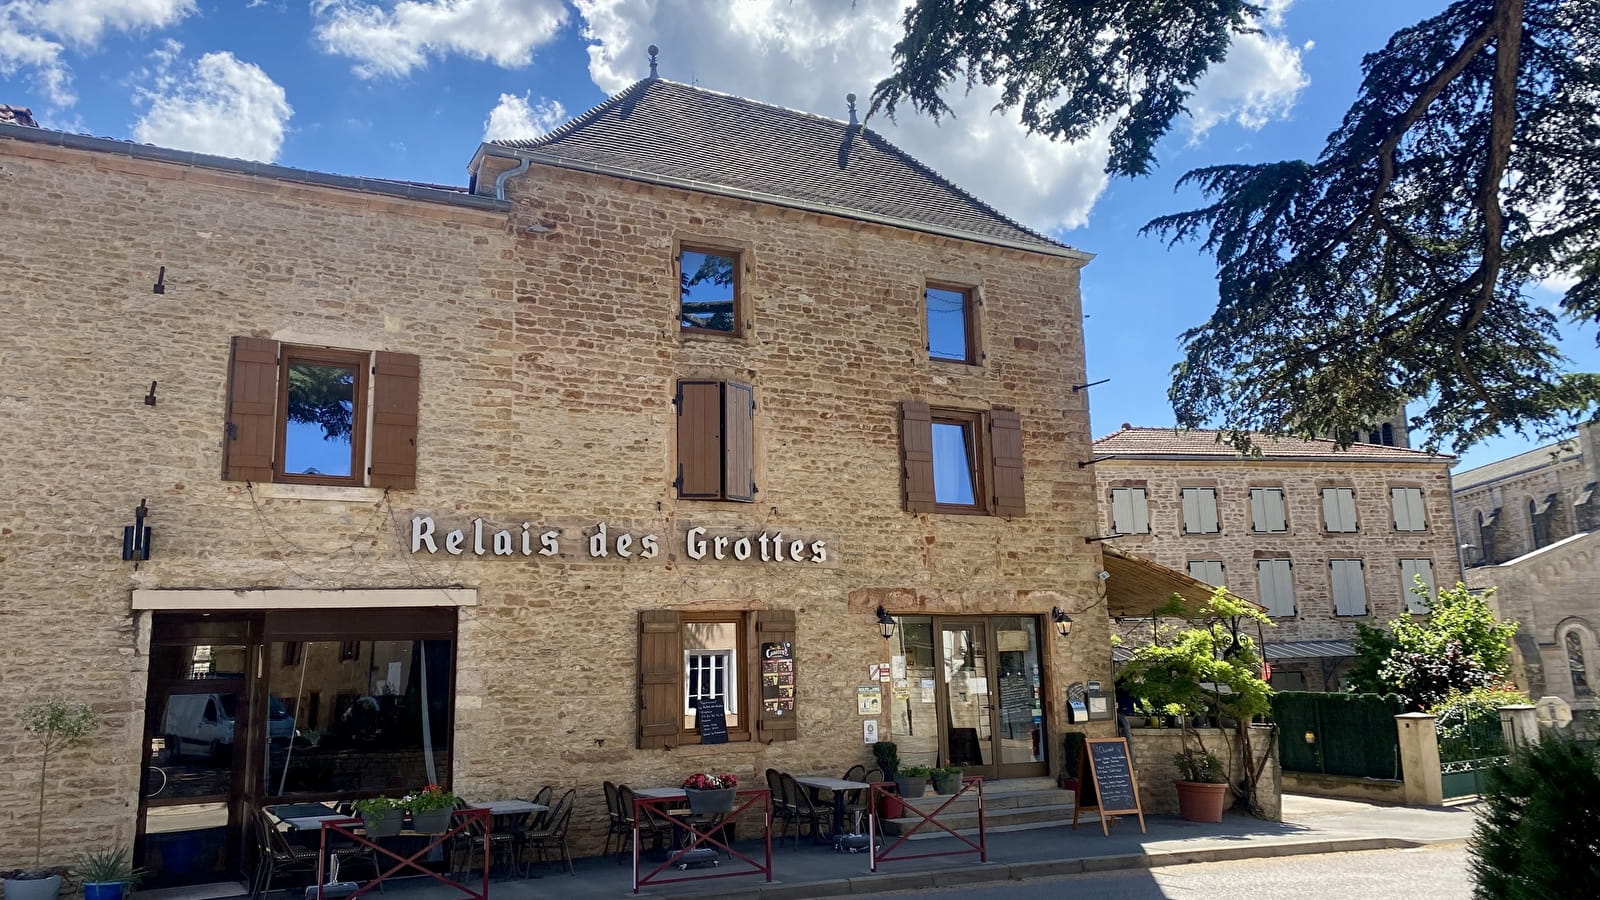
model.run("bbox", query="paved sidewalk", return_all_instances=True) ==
[321,795,1478,899]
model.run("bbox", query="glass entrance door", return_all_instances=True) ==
[938,622,992,771]
[932,618,1047,780]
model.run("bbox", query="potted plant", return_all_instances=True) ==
[931,766,964,794]
[893,765,932,799]
[4,699,101,900]
[681,772,739,816]
[72,847,143,900]
[871,741,903,818]
[401,784,458,833]
[353,796,404,838]
[1172,750,1229,823]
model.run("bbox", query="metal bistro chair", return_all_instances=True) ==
[526,785,555,830]
[522,788,577,875]
[765,768,797,840]
[248,807,318,899]
[450,799,519,882]
[601,781,626,860]
[776,772,825,848]
[840,765,874,835]
[611,784,673,864]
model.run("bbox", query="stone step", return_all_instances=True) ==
[881,801,1081,838]
[889,785,1077,818]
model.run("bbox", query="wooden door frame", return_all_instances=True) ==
[931,616,1049,781]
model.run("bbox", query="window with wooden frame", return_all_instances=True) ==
[899,400,1024,516]
[223,337,419,489]
[1390,487,1427,531]
[637,609,797,748]
[678,245,741,335]
[674,380,755,501]
[925,283,978,364]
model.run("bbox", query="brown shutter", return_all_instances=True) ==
[723,381,755,502]
[901,400,935,512]
[989,407,1026,517]
[755,609,798,743]
[223,337,279,482]
[369,351,420,490]
[638,610,683,749]
[676,381,723,498]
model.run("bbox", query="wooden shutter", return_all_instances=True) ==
[1332,561,1367,615]
[723,381,756,502]
[988,408,1026,517]
[1183,489,1215,533]
[1199,489,1218,532]
[755,609,798,744]
[369,351,420,490]
[1401,559,1435,613]
[1405,489,1427,530]
[1112,490,1133,534]
[676,381,723,499]
[1129,489,1150,533]
[638,610,683,749]
[223,337,279,482]
[901,400,935,512]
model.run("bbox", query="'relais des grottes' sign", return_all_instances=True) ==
[410,516,828,563]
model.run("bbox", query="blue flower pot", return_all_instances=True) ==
[83,882,127,900]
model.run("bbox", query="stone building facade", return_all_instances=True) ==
[1452,423,1600,727]
[1092,428,1463,691]
[0,77,1111,888]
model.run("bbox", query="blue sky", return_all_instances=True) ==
[4,1,1593,473]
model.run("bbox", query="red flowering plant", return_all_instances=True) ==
[401,784,459,813]
[681,772,738,790]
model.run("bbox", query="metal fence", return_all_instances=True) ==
[1438,714,1509,799]
[1271,691,1407,779]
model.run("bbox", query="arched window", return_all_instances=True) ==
[1567,631,1592,697]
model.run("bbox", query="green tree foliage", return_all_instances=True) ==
[1470,736,1600,898]
[286,363,356,441]
[1350,581,1518,708]
[20,699,100,867]
[876,0,1600,450]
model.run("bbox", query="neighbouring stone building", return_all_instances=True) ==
[1452,423,1600,734]
[1092,427,1464,691]
[0,73,1197,890]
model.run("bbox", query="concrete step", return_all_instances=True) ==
[890,784,1077,818]
[881,801,1082,838]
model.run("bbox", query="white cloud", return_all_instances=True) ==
[0,0,195,105]
[313,0,568,79]
[483,92,566,142]
[1186,5,1309,137]
[132,43,293,163]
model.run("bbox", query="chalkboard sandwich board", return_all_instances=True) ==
[693,697,728,745]
[1070,737,1146,836]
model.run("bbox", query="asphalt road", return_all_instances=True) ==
[858,845,1473,899]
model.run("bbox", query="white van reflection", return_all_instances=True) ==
[161,694,297,760]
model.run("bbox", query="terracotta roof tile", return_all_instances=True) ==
[495,78,1073,255]
[1093,426,1451,463]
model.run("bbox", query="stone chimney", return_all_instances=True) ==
[0,105,40,127]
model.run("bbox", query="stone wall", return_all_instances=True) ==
[0,132,1104,864]
[1125,726,1280,821]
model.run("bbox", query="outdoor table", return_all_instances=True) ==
[630,787,772,894]
[793,776,870,838]
[314,807,491,899]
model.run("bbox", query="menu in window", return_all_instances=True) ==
[760,642,795,716]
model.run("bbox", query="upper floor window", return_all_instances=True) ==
[1567,631,1593,697]
[1188,560,1225,587]
[1110,487,1150,535]
[1399,558,1435,614]
[224,337,419,489]
[926,283,977,364]
[1331,559,1369,615]
[1181,487,1220,534]
[1391,487,1427,531]
[1322,487,1358,532]
[679,245,741,335]
[1249,488,1287,533]
[675,380,755,502]
[1529,495,1555,549]
[901,401,1024,516]
[1256,559,1295,617]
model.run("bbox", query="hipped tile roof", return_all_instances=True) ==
[1093,426,1450,463]
[494,78,1074,256]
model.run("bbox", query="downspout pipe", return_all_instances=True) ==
[473,144,532,201]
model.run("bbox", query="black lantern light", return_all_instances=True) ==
[875,605,897,641]
[122,498,152,563]
[1050,606,1072,638]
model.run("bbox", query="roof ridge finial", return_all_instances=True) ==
[648,44,659,79]
[846,92,858,126]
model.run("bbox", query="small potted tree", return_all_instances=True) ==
[402,784,458,833]
[72,847,143,900]
[872,741,903,818]
[4,699,101,900]
[353,797,404,838]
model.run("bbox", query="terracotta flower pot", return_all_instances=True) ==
[1174,780,1229,823]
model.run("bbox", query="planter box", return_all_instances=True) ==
[361,809,404,837]
[409,807,453,833]
[893,776,927,799]
[685,787,736,816]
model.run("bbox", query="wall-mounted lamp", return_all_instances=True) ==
[875,606,897,641]
[152,266,166,294]
[1051,607,1072,638]
[144,381,158,406]
[122,498,152,564]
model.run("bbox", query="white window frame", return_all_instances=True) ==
[1111,488,1150,534]
[1391,487,1427,531]
[1331,559,1369,616]
[1181,487,1220,535]
[1188,560,1225,587]
[1249,488,1287,533]
[1256,559,1295,617]
[1399,558,1435,614]
[1322,487,1358,532]
[684,648,738,717]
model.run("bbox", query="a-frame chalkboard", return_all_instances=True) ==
[1070,737,1146,836]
